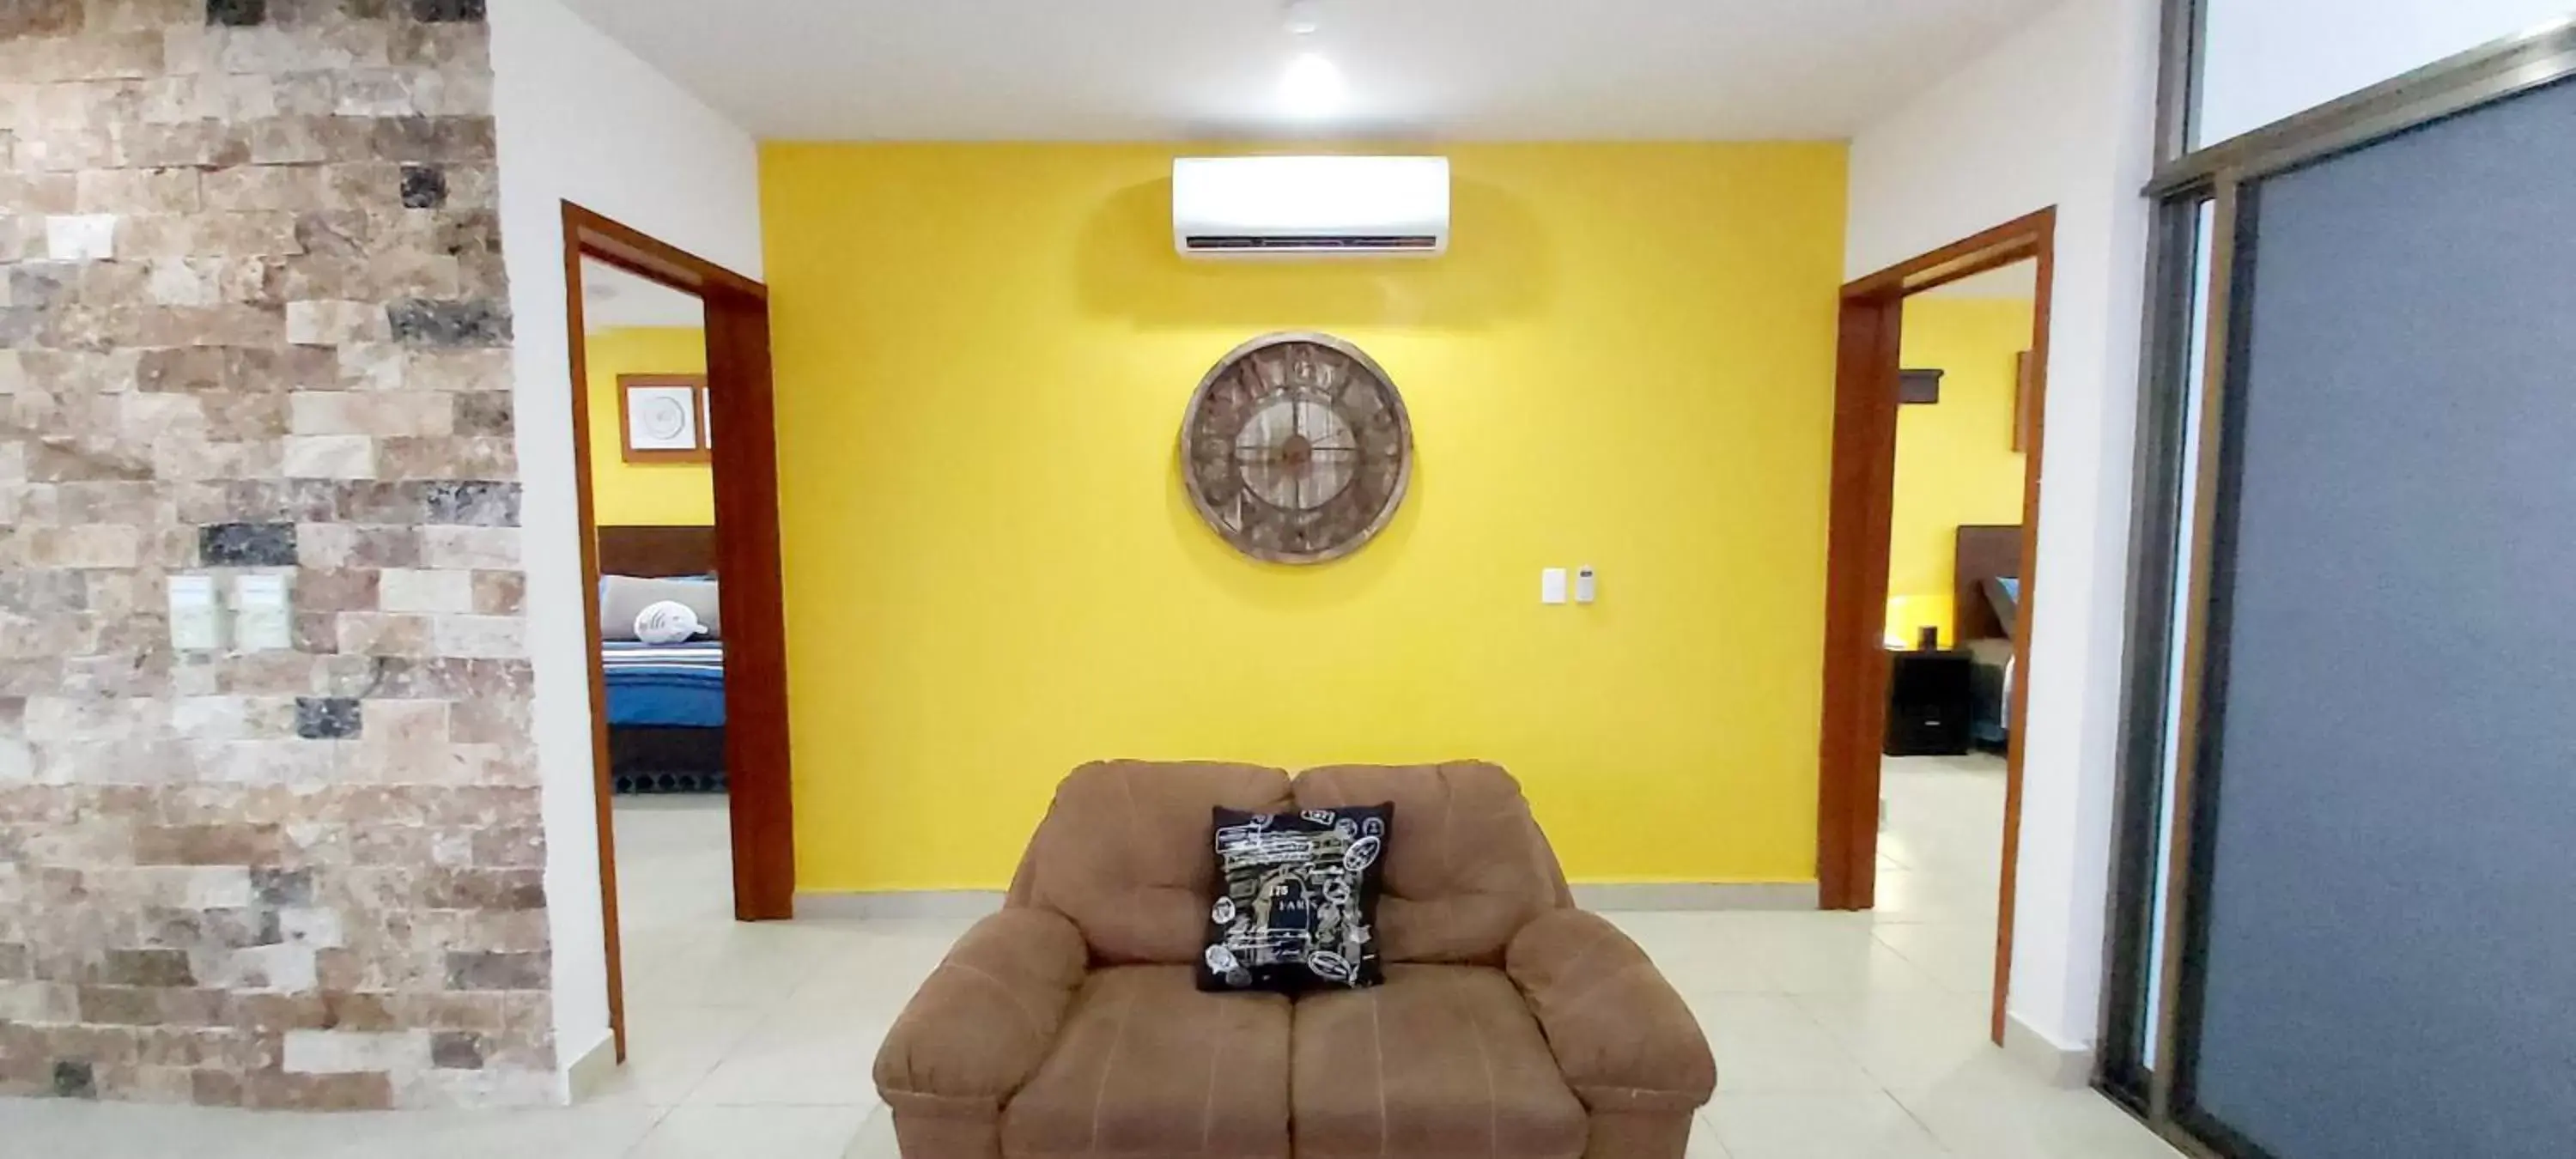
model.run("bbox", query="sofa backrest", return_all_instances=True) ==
[1006,760,1293,965]
[1293,762,1571,966]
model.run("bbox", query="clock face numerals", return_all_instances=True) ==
[1182,333,1413,563]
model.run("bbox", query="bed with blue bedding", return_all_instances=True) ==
[603,640,726,729]
[603,640,726,795]
[595,525,729,794]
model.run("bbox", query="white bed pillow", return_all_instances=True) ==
[600,575,721,640]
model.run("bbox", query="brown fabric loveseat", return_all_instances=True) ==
[872,761,1717,1159]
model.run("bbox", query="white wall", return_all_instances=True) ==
[489,0,763,1093]
[1847,0,2162,1057]
[2201,0,2573,145]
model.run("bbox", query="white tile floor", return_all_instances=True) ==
[1,760,2180,1157]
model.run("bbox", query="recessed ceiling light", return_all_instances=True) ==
[1281,52,1345,118]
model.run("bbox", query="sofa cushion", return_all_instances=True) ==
[1291,964,1589,1159]
[1011,761,1294,965]
[1000,965,1291,1159]
[1294,763,1571,964]
[1200,803,1392,992]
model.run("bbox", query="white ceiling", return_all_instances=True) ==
[558,0,2062,141]
[581,258,705,332]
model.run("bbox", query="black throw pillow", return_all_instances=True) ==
[1199,804,1392,993]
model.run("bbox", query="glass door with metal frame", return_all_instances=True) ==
[2105,13,2576,1159]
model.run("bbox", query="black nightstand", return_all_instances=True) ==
[1884,648,1976,757]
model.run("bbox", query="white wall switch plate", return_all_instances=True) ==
[1540,567,1569,605]
[168,575,222,652]
[1574,566,1598,604]
[231,573,292,652]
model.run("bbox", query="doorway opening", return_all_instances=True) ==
[562,204,795,1063]
[1815,209,2055,1047]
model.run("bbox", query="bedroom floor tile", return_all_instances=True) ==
[1874,919,2003,998]
[1872,865,2002,925]
[2,770,2175,1157]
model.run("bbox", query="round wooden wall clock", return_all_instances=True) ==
[1180,332,1413,564]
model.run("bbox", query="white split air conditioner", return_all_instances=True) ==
[1173,155,1449,258]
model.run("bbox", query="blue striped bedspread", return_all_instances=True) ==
[601,640,726,729]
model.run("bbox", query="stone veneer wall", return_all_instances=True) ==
[0,0,553,1109]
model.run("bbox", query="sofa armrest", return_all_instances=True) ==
[872,907,1089,1113]
[1505,908,1716,1113]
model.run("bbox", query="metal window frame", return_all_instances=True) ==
[2101,8,2576,1156]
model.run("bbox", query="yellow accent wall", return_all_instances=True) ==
[1887,296,2034,645]
[584,326,714,527]
[761,143,1849,892]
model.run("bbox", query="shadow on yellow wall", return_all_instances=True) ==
[1074,174,1556,332]
[760,142,1850,894]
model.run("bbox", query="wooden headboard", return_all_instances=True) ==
[597,525,718,579]
[1954,525,2023,644]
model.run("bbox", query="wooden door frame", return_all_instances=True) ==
[1815,208,2056,1047]
[562,203,797,1063]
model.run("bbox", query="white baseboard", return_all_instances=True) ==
[794,882,1816,920]
[2002,1013,2094,1088]
[1571,882,1819,912]
[795,889,1007,920]
[563,1030,619,1103]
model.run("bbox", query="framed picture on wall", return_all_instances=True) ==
[621,374,709,464]
[699,384,712,445]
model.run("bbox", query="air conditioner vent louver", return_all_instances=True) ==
[1182,234,1442,252]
